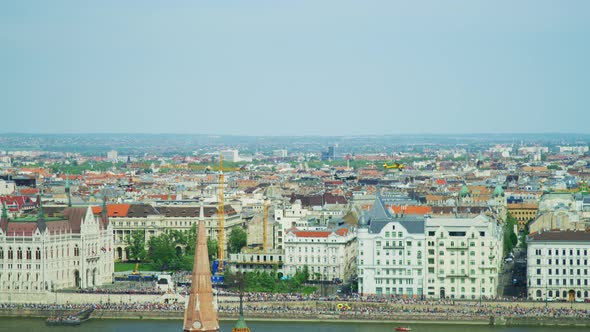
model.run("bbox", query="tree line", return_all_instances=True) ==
[124,223,247,271]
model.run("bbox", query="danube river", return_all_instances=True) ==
[0,318,588,332]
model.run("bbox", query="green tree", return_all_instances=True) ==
[147,232,179,270]
[183,224,198,253]
[124,230,146,261]
[228,227,247,254]
[207,238,218,263]
[294,265,310,285]
[503,213,518,257]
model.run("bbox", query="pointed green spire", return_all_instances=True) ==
[102,195,108,216]
[66,172,72,207]
[1,200,8,220]
[233,285,250,331]
[37,195,44,220]
[36,194,47,233]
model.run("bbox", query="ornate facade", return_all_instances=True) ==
[0,202,114,295]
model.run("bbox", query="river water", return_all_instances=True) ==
[0,318,588,332]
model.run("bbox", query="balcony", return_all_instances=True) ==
[447,244,468,249]
[446,270,468,277]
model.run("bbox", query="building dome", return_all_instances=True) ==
[358,213,368,227]
[493,185,504,197]
[459,184,471,198]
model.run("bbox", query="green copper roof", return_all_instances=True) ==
[459,184,470,197]
[233,315,249,329]
[493,185,504,197]
[1,201,7,219]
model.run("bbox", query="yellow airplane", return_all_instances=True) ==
[383,162,404,171]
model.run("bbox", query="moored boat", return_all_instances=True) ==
[45,305,94,326]
[394,327,411,332]
[45,316,81,326]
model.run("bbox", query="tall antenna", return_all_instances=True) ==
[217,153,225,273]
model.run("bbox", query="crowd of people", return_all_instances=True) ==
[77,285,163,295]
[2,294,590,321]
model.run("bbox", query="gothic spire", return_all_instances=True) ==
[65,171,72,207]
[1,200,8,220]
[36,194,47,233]
[102,195,108,216]
[183,220,219,332]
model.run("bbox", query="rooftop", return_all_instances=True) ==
[529,230,590,242]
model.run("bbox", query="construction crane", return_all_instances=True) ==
[211,154,247,278]
[263,198,269,251]
[216,154,226,274]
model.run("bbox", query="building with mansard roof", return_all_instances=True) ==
[0,200,114,298]
[357,193,426,298]
[357,192,503,300]
[526,230,590,302]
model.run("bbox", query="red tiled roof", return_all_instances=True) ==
[389,205,432,215]
[91,204,131,217]
[335,228,349,236]
[293,231,332,238]
[291,228,349,238]
[19,188,39,195]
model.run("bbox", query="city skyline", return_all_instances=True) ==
[2,1,590,136]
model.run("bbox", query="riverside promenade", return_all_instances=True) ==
[2,295,590,327]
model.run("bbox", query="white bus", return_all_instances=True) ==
[157,274,174,292]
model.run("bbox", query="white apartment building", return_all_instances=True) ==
[0,204,114,295]
[424,215,503,300]
[283,226,356,283]
[356,194,504,300]
[357,215,425,297]
[356,192,426,297]
[527,230,590,301]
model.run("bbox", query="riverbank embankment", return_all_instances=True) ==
[2,305,590,327]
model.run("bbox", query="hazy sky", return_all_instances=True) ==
[2,1,589,136]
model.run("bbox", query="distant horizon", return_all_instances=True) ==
[2,1,589,135]
[1,132,590,137]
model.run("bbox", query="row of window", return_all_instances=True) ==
[374,287,422,296]
[290,256,337,263]
[286,246,339,253]
[376,240,415,247]
[287,266,338,274]
[374,278,414,285]
[383,231,405,238]
[534,289,589,299]
[374,268,419,276]
[427,231,487,238]
[0,247,81,260]
[533,248,589,256]
[535,278,589,286]
[533,258,589,266]
[534,268,589,276]
[372,250,421,257]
